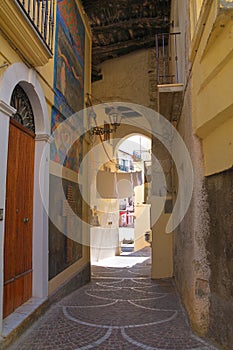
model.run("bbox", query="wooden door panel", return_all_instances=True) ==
[23,271,32,302]
[14,276,24,310]
[15,131,34,276]
[3,284,14,317]
[3,121,34,318]
[4,125,19,282]
[22,133,34,273]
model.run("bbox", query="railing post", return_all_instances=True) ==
[37,0,41,30]
[51,0,55,51]
[27,0,31,17]
[44,0,49,42]
[48,0,52,48]
[155,32,181,85]
[16,0,54,54]
[32,0,36,22]
[41,0,45,37]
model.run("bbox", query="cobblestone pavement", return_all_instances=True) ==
[9,248,218,350]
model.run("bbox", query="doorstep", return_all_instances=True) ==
[1,297,47,347]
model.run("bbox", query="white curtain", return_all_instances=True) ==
[116,172,133,198]
[96,170,142,199]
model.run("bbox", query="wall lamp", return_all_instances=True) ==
[89,106,122,136]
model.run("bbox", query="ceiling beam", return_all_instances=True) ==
[93,17,169,33]
[92,36,157,64]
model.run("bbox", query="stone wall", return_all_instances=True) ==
[173,2,233,348]
[206,168,233,348]
[174,84,211,336]
[173,0,211,337]
[92,48,157,109]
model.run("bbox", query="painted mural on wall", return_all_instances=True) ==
[50,111,84,172]
[51,0,85,171]
[49,0,85,280]
[49,175,83,280]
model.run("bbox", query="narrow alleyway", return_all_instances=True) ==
[9,248,218,350]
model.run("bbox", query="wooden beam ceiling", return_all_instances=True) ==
[81,0,171,66]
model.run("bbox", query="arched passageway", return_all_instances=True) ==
[86,101,185,280]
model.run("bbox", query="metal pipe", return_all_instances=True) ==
[162,34,166,84]
[174,33,179,83]
[155,34,159,84]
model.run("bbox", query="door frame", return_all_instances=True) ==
[0,62,50,332]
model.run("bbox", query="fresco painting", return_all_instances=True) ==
[51,0,85,171]
[51,107,84,173]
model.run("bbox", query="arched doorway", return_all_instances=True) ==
[0,63,50,325]
[117,134,152,255]
[3,85,35,317]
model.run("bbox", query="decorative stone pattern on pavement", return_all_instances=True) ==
[9,248,218,350]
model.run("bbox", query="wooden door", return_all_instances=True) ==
[3,119,35,318]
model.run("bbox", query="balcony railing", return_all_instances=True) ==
[155,32,181,85]
[17,0,55,53]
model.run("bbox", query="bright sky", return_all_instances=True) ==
[119,135,151,156]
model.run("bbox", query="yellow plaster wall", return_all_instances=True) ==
[150,196,173,278]
[151,213,173,278]
[191,1,233,175]
[190,0,205,35]
[134,204,151,252]
[0,35,21,66]
[203,117,233,175]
